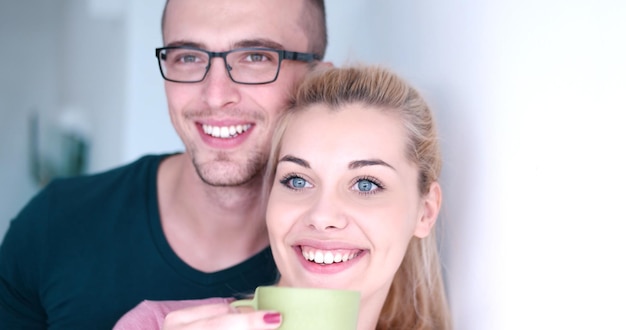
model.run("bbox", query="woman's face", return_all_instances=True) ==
[266,103,435,304]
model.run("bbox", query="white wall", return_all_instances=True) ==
[2,1,626,329]
[487,1,626,328]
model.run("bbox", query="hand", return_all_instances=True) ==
[162,302,282,330]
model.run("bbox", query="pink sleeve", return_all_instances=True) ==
[113,297,231,330]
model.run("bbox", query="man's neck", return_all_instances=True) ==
[156,153,269,273]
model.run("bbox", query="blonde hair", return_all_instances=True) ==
[265,66,451,330]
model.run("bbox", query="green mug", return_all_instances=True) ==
[231,286,360,330]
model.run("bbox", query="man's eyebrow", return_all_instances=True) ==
[164,39,285,51]
[234,38,284,50]
[278,155,310,168]
[165,40,205,48]
[348,159,396,171]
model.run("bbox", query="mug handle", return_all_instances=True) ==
[230,298,256,309]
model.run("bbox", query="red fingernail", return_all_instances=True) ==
[263,312,281,324]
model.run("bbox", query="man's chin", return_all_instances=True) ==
[194,164,260,187]
[190,151,266,187]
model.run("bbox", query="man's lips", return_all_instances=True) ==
[200,123,252,139]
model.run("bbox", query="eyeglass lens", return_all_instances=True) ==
[158,48,281,84]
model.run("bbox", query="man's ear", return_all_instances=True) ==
[414,182,442,238]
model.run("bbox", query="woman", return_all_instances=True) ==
[115,66,452,330]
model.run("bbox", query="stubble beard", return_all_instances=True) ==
[192,149,266,187]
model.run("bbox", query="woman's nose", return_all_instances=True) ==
[305,191,349,231]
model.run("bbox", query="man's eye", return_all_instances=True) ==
[245,53,268,62]
[179,54,199,63]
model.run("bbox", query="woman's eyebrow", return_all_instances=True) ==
[348,159,395,171]
[278,155,310,168]
[278,156,395,171]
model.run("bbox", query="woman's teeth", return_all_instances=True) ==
[202,124,251,138]
[301,249,358,265]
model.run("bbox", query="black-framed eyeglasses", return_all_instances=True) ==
[155,46,321,85]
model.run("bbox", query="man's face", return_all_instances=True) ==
[163,0,313,186]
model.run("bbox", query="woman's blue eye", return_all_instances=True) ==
[354,179,379,192]
[279,175,311,190]
[290,177,307,188]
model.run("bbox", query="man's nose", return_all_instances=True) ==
[200,57,240,108]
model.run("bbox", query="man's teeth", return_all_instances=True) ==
[202,124,251,138]
[302,249,358,265]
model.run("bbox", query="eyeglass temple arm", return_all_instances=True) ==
[283,51,321,62]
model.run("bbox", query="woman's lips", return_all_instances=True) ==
[295,245,367,274]
[300,246,362,265]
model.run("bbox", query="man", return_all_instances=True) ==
[0,0,328,328]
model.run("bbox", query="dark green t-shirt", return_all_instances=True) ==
[0,154,278,329]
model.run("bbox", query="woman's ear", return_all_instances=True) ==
[413,182,442,238]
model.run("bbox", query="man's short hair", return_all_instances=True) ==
[300,0,327,58]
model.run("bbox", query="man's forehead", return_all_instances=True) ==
[163,0,308,50]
